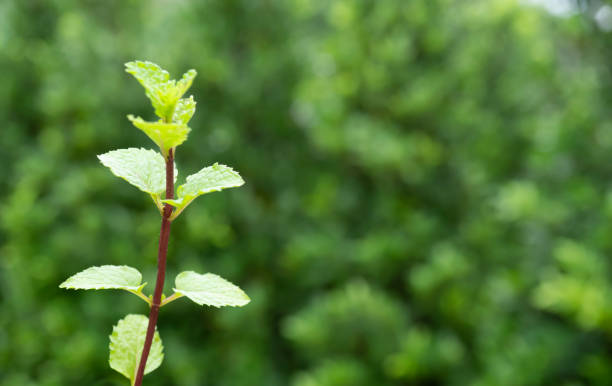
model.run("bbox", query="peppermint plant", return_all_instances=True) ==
[59,61,249,386]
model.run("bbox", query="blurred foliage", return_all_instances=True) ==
[3,0,612,385]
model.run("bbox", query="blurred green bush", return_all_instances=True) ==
[3,0,612,385]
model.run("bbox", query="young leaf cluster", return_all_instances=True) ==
[124,61,196,156]
[59,61,249,385]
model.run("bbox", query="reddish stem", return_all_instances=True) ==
[133,148,174,386]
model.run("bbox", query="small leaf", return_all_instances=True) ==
[98,148,176,195]
[109,314,164,383]
[125,61,173,119]
[175,69,197,99]
[173,96,196,125]
[125,61,169,91]
[163,163,244,214]
[125,61,170,92]
[128,115,190,155]
[60,265,143,291]
[125,61,197,120]
[173,271,250,307]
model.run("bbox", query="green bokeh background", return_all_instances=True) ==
[3,0,612,385]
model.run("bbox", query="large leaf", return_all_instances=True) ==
[125,61,196,121]
[98,148,176,195]
[60,265,143,291]
[173,271,250,307]
[109,314,164,384]
[163,163,244,217]
[127,115,190,155]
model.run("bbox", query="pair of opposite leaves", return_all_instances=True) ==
[60,266,250,382]
[98,147,244,218]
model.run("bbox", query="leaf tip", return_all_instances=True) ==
[239,294,251,306]
[181,68,197,82]
[124,61,136,72]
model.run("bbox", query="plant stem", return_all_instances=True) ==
[133,148,174,386]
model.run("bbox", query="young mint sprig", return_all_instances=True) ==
[59,60,249,386]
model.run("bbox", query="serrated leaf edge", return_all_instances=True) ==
[59,265,143,290]
[172,271,250,308]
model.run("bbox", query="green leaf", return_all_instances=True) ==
[125,61,169,92]
[175,69,197,101]
[125,61,172,119]
[163,163,244,216]
[98,148,176,195]
[60,265,143,291]
[173,96,196,125]
[125,61,196,121]
[127,115,191,155]
[173,271,250,307]
[109,314,164,384]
